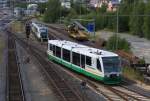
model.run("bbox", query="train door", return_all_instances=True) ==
[85,56,92,67]
[97,59,102,72]
[80,54,85,69]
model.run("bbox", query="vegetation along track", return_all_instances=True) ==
[9,31,83,101]
[7,34,25,101]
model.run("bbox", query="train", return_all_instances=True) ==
[31,22,48,41]
[47,40,122,84]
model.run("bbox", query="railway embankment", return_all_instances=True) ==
[0,31,7,101]
[97,30,150,63]
[0,33,5,63]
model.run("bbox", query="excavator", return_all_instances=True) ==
[67,21,88,41]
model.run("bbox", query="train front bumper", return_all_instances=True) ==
[103,75,122,85]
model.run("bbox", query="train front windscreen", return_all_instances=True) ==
[102,57,121,73]
[40,29,48,38]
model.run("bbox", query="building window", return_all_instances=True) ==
[56,46,61,58]
[72,52,80,66]
[63,48,70,62]
[86,56,91,66]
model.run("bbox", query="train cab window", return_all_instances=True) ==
[56,46,61,58]
[53,45,56,55]
[97,59,101,72]
[63,48,70,62]
[72,52,80,66]
[81,55,85,68]
[86,56,91,66]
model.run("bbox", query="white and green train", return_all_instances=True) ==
[47,40,122,84]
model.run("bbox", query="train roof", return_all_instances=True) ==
[48,40,118,58]
[31,22,47,29]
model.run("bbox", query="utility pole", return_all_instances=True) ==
[116,5,119,50]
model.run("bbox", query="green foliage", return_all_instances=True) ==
[38,3,47,14]
[43,0,61,23]
[15,3,28,8]
[143,1,150,39]
[139,57,146,64]
[118,0,135,32]
[71,1,89,15]
[122,67,144,82]
[67,8,78,19]
[106,34,130,52]
[129,2,145,37]
[97,4,107,13]
[106,12,117,30]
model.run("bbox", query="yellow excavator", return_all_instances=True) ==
[67,22,88,41]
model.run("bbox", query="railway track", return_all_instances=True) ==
[7,35,25,101]
[48,25,72,41]
[8,31,83,101]
[109,86,150,101]
[31,49,82,101]
[6,29,150,101]
[44,57,150,101]
[58,66,150,101]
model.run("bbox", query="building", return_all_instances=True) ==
[26,0,48,3]
[60,0,71,9]
[90,0,120,11]
[107,0,120,11]
[0,0,8,8]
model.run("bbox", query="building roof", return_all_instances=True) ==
[48,40,118,58]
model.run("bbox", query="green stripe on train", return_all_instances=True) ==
[48,54,121,84]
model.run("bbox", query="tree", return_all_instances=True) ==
[43,0,61,23]
[118,0,136,32]
[38,3,47,14]
[143,1,150,40]
[106,34,130,52]
[67,8,78,19]
[97,4,107,13]
[71,1,88,15]
[129,1,145,37]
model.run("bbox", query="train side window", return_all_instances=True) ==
[50,44,53,51]
[97,59,101,72]
[56,46,61,58]
[86,56,91,66]
[63,48,70,62]
[81,55,85,68]
[53,45,56,55]
[72,52,80,66]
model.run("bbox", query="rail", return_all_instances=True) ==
[7,30,82,101]
[6,33,25,101]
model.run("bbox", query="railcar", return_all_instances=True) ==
[31,22,48,41]
[47,40,122,84]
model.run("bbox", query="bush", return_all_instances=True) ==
[106,34,131,52]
